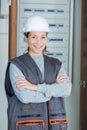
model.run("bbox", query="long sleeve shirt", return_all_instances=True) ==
[9,55,72,104]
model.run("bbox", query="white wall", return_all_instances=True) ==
[0,18,8,130]
[0,0,9,129]
[0,0,9,15]
[0,0,81,130]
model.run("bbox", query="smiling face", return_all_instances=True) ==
[25,32,47,56]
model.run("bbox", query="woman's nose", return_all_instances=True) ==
[36,38,41,44]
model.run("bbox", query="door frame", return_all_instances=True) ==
[80,0,87,129]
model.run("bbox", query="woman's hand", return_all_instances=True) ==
[15,76,37,91]
[56,74,69,83]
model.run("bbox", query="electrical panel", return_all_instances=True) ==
[17,0,74,79]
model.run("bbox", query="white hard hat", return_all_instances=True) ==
[23,15,50,33]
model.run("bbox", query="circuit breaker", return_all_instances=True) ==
[17,0,74,79]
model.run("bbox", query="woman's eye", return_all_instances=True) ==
[42,36,46,39]
[31,36,36,39]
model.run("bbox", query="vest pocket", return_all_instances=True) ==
[48,97,66,114]
[19,103,45,115]
[49,118,68,130]
[16,119,45,130]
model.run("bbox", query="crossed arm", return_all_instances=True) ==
[16,74,69,91]
[9,63,72,103]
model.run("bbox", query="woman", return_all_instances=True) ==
[5,15,72,130]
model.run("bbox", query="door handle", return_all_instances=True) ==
[80,80,86,88]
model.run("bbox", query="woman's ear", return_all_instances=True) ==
[24,35,28,43]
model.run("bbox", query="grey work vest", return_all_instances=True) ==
[5,53,68,130]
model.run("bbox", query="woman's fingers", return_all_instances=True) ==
[56,74,69,83]
[15,76,30,90]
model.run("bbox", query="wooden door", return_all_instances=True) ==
[80,0,87,129]
[9,0,17,60]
